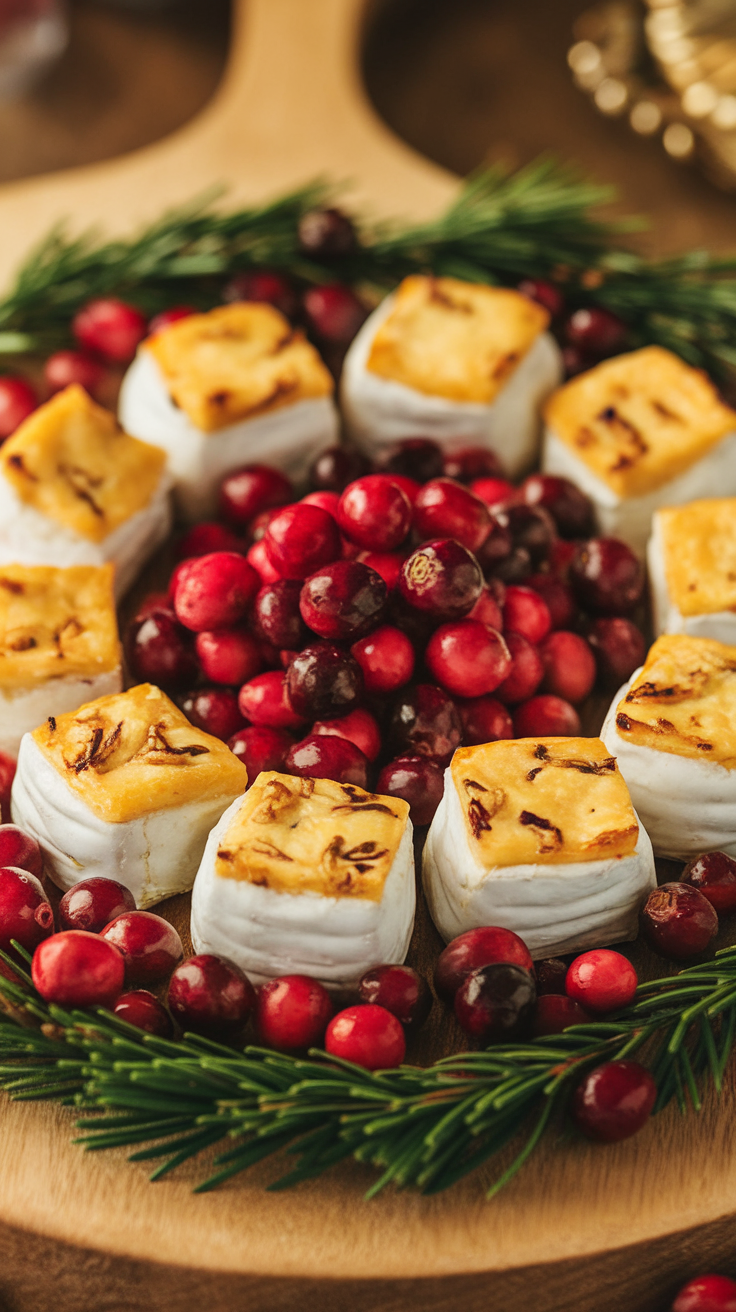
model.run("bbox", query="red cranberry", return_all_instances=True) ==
[562,345,590,377]
[238,670,305,729]
[513,694,581,738]
[388,683,462,762]
[521,474,594,538]
[536,957,569,995]
[467,586,503,631]
[180,687,245,740]
[167,953,256,1040]
[458,696,514,745]
[566,949,637,1013]
[382,472,421,506]
[358,964,431,1032]
[44,350,104,397]
[219,465,292,529]
[195,628,262,686]
[357,550,405,590]
[413,479,492,554]
[175,521,242,559]
[501,504,557,566]
[0,753,16,824]
[32,930,125,1008]
[351,624,415,695]
[285,734,368,787]
[539,631,596,704]
[302,283,367,343]
[100,911,183,987]
[641,883,718,961]
[517,278,564,318]
[470,475,516,507]
[325,1003,406,1069]
[256,974,333,1052]
[0,867,54,956]
[426,620,511,698]
[586,617,646,688]
[148,305,195,334]
[376,754,445,825]
[533,994,590,1036]
[126,610,198,689]
[435,927,534,1001]
[526,574,576,630]
[286,642,363,719]
[246,506,282,543]
[72,298,147,362]
[168,557,196,599]
[572,1059,656,1142]
[671,1275,736,1312]
[299,560,387,641]
[0,376,37,439]
[301,490,340,518]
[338,475,412,552]
[254,580,307,651]
[503,585,552,645]
[565,306,627,356]
[400,539,483,619]
[682,852,736,914]
[570,539,644,616]
[58,877,136,934]
[246,538,281,584]
[113,989,174,1038]
[495,632,544,705]
[443,445,502,483]
[298,207,357,256]
[548,539,577,579]
[222,270,296,318]
[455,963,536,1041]
[378,437,444,483]
[310,445,369,492]
[264,504,341,580]
[312,708,381,762]
[173,552,259,632]
[134,591,173,622]
[0,825,42,878]
[228,725,294,780]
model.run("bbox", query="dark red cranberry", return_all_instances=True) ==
[0,753,16,825]
[539,631,596,704]
[0,376,37,439]
[309,445,369,492]
[44,350,104,397]
[513,694,581,738]
[148,305,195,334]
[501,504,557,566]
[641,883,718,961]
[535,957,568,995]
[475,516,514,573]
[58,877,136,934]
[302,283,367,343]
[238,670,305,729]
[180,687,245,741]
[264,504,341,580]
[526,574,576,630]
[548,538,577,579]
[562,345,590,377]
[442,445,502,483]
[325,1003,406,1069]
[435,927,534,1001]
[286,643,363,719]
[521,474,594,539]
[253,579,307,651]
[387,592,436,652]
[566,949,637,1013]
[413,479,492,554]
[458,696,514,745]
[572,1059,656,1142]
[126,610,198,690]
[470,476,516,507]
[114,989,174,1038]
[388,683,462,762]
[256,974,333,1052]
[167,954,256,1040]
[565,306,627,356]
[299,560,387,641]
[671,1274,736,1312]
[338,475,412,552]
[493,545,533,584]
[173,552,259,632]
[495,632,544,705]
[426,620,511,698]
[351,624,415,694]
[101,912,183,987]
[312,707,381,762]
[358,964,431,1032]
[175,521,242,560]
[195,628,261,686]
[298,207,357,257]
[219,464,292,529]
[517,278,565,318]
[32,930,125,1008]
[0,867,54,957]
[228,725,293,780]
[570,539,644,615]
[400,539,483,619]
[378,438,444,483]
[503,586,552,645]
[682,852,736,914]
[533,994,590,1036]
[72,298,147,363]
[455,963,536,1041]
[135,592,175,622]
[222,270,296,318]
[0,826,42,878]
[375,755,445,826]
[585,617,646,688]
[285,733,368,787]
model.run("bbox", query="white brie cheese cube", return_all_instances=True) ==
[190,772,415,987]
[340,277,562,477]
[648,500,736,644]
[423,737,655,958]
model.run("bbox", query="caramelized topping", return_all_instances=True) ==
[657,499,736,617]
[0,564,120,689]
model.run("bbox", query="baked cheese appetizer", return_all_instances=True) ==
[601,634,736,859]
[119,303,339,521]
[340,276,562,476]
[422,737,655,957]
[542,346,736,554]
[191,772,415,987]
[648,499,736,645]
[10,683,247,907]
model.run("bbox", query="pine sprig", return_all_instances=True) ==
[2,944,736,1199]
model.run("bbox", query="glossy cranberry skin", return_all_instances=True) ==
[228,725,293,780]
[383,472,421,506]
[503,585,552,645]
[302,283,367,343]
[301,490,340,519]
[313,708,381,762]
[586,617,646,688]
[113,989,174,1038]
[194,628,261,687]
[356,550,405,591]
[565,306,627,356]
[495,632,544,705]
[58,877,136,934]
[389,683,462,762]
[256,974,333,1052]
[0,867,54,956]
[286,642,363,720]
[502,504,557,567]
[0,825,42,878]
[126,610,198,690]
[521,474,594,538]
[32,930,125,1008]
[682,852,736,913]
[526,574,576,631]
[536,958,569,996]
[435,927,534,1001]
[570,539,644,616]
[167,954,256,1040]
[299,560,387,641]
[337,475,412,552]
[358,964,431,1032]
[285,734,368,787]
[222,270,296,318]
[467,586,503,631]
[566,950,638,1013]
[0,376,37,439]
[533,994,590,1036]
[310,445,369,492]
[375,755,445,826]
[455,963,536,1042]
[263,504,341,581]
[219,464,292,529]
[350,624,415,695]
[539,631,596,704]
[400,539,483,620]
[174,552,259,632]
[101,912,183,987]
[426,620,511,699]
[325,1003,406,1069]
[72,298,147,362]
[641,883,718,961]
[175,522,240,560]
[44,350,104,397]
[671,1275,736,1312]
[253,579,305,651]
[513,694,581,738]
[246,539,281,585]
[458,695,513,745]
[0,753,16,825]
[413,480,492,554]
[379,437,444,484]
[148,305,195,334]
[238,670,305,729]
[298,206,357,256]
[572,1059,656,1143]
[180,687,245,741]
[442,445,502,483]
[518,277,565,319]
[470,476,516,507]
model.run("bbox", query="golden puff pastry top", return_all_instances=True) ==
[145,303,334,432]
[0,385,167,543]
[544,346,736,498]
[214,772,410,900]
[0,564,120,690]
[32,684,247,823]
[614,634,736,767]
[657,499,736,617]
[451,738,638,867]
[366,276,549,403]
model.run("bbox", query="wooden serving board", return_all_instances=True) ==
[0,3,735,1309]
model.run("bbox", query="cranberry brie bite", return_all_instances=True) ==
[0,563,122,759]
[423,737,654,957]
[601,634,736,860]
[10,683,247,907]
[648,499,736,644]
[119,303,339,520]
[0,385,171,599]
[542,347,736,554]
[191,772,415,987]
[341,276,562,476]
